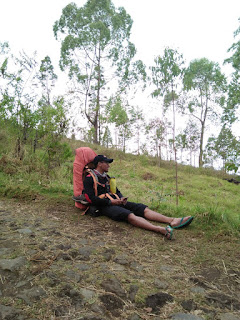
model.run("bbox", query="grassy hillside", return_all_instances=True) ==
[0,133,240,234]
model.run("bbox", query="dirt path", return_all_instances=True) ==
[0,198,239,320]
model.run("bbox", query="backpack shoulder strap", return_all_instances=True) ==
[86,168,99,196]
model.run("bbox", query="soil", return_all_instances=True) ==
[0,198,239,320]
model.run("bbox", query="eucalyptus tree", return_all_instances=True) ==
[36,57,70,164]
[54,0,144,144]
[205,126,240,172]
[224,18,240,124]
[151,47,184,204]
[1,49,39,158]
[129,106,145,155]
[146,118,166,165]
[183,58,227,167]
[0,42,11,122]
[183,121,200,166]
[106,96,132,152]
[102,126,112,148]
[175,133,187,163]
[37,56,58,105]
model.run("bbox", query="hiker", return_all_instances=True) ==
[83,155,194,240]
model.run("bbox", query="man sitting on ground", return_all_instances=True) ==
[83,155,194,240]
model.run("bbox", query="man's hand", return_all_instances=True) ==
[121,197,128,205]
[111,199,123,206]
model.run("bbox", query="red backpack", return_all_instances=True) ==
[73,147,97,210]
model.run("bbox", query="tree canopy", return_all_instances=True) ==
[53,0,144,144]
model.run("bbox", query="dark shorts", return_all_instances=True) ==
[99,201,148,222]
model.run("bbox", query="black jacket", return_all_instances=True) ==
[83,172,123,207]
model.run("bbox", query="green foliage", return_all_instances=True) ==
[205,125,240,172]
[151,47,184,98]
[224,20,240,125]
[183,58,227,167]
[53,0,144,144]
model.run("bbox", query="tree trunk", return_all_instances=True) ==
[171,83,178,206]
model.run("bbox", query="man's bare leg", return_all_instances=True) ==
[143,207,192,228]
[127,213,172,239]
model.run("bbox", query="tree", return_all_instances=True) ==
[106,96,132,152]
[129,106,145,155]
[37,56,58,105]
[37,97,69,168]
[183,58,227,167]
[183,121,200,166]
[175,133,187,163]
[54,0,144,144]
[205,125,240,172]
[223,18,240,124]
[151,47,184,204]
[146,118,166,165]
[0,49,39,158]
[102,126,112,148]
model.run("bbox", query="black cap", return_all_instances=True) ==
[93,155,113,166]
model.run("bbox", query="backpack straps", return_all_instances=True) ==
[86,168,120,200]
[99,193,120,201]
[86,169,99,196]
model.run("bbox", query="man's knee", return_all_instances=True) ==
[127,213,136,223]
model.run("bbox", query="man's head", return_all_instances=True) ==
[93,155,113,173]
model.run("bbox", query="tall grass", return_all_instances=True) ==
[0,136,239,233]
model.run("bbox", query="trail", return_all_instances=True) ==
[0,199,239,320]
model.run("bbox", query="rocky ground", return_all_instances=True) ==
[0,198,240,320]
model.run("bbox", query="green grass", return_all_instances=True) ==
[0,138,240,234]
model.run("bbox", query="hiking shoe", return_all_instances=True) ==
[72,195,89,205]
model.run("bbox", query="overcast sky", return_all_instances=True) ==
[1,0,240,141]
[1,0,240,72]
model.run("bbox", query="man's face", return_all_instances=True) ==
[99,161,110,172]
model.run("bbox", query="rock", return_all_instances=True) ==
[45,272,60,286]
[190,277,209,289]
[53,305,67,317]
[65,270,81,282]
[55,243,71,250]
[128,284,139,302]
[75,263,91,271]
[78,238,89,245]
[181,300,197,312]
[145,292,174,313]
[130,261,144,271]
[190,286,206,294]
[78,246,95,260]
[101,278,126,298]
[0,304,19,319]
[80,316,105,320]
[159,265,175,272]
[112,264,125,271]
[99,293,124,317]
[171,313,204,320]
[79,288,96,300]
[113,254,129,265]
[38,244,46,251]
[16,280,31,288]
[0,248,9,256]
[128,313,143,320]
[219,313,240,320]
[90,302,106,315]
[101,248,115,261]
[206,292,240,310]
[17,286,46,305]
[0,256,27,271]
[17,228,33,234]
[154,279,168,289]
